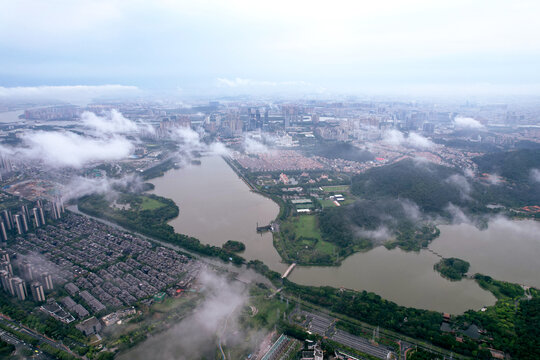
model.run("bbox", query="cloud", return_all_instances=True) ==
[82,110,154,135]
[0,85,140,104]
[445,203,472,224]
[454,116,485,130]
[18,131,133,168]
[165,126,230,165]
[485,173,502,185]
[243,135,270,154]
[382,129,434,149]
[60,174,143,202]
[463,168,475,178]
[400,199,422,221]
[531,168,540,183]
[445,174,472,200]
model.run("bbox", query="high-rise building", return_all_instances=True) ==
[20,261,34,281]
[14,214,23,235]
[1,210,12,230]
[0,221,7,242]
[0,250,9,263]
[30,282,45,302]
[21,205,29,221]
[0,270,12,294]
[40,273,53,291]
[21,213,28,232]
[0,261,13,276]
[38,207,45,226]
[32,208,40,227]
[10,277,26,300]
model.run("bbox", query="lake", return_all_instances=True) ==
[148,156,540,313]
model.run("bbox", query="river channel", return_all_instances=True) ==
[146,155,540,313]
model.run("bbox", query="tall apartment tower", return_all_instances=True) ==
[32,208,40,227]
[30,282,45,302]
[0,250,9,263]
[10,277,26,300]
[21,213,28,232]
[20,261,34,281]
[0,270,12,294]
[40,273,53,291]
[0,261,13,276]
[1,210,12,230]
[38,207,45,226]
[0,221,7,242]
[21,205,29,221]
[14,215,23,235]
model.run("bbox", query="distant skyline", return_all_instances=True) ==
[1,0,540,98]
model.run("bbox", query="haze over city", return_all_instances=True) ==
[0,1,539,360]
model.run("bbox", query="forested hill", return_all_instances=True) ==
[350,159,468,213]
[474,148,540,183]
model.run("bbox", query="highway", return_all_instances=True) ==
[331,329,391,359]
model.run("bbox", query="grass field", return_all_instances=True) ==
[140,196,166,210]
[322,185,350,193]
[294,215,322,239]
[320,199,338,208]
[278,215,337,264]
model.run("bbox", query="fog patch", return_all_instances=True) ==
[445,174,472,200]
[243,135,270,154]
[169,126,230,157]
[445,203,472,224]
[353,225,392,245]
[119,270,247,360]
[454,116,485,130]
[400,199,422,221]
[61,174,143,202]
[82,110,155,135]
[382,129,434,149]
[530,168,540,183]
[0,130,134,168]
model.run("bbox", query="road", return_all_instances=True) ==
[331,329,392,359]
[0,315,79,358]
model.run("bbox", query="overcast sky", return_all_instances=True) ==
[1,0,540,97]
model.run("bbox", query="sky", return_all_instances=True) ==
[1,0,540,98]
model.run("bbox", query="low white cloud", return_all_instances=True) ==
[485,173,502,185]
[168,126,230,158]
[454,116,485,130]
[82,110,154,135]
[530,168,540,183]
[382,129,434,149]
[60,174,142,202]
[243,135,269,154]
[0,131,133,168]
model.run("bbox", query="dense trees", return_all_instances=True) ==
[434,258,470,281]
[515,298,540,359]
[222,240,246,253]
[350,159,465,214]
